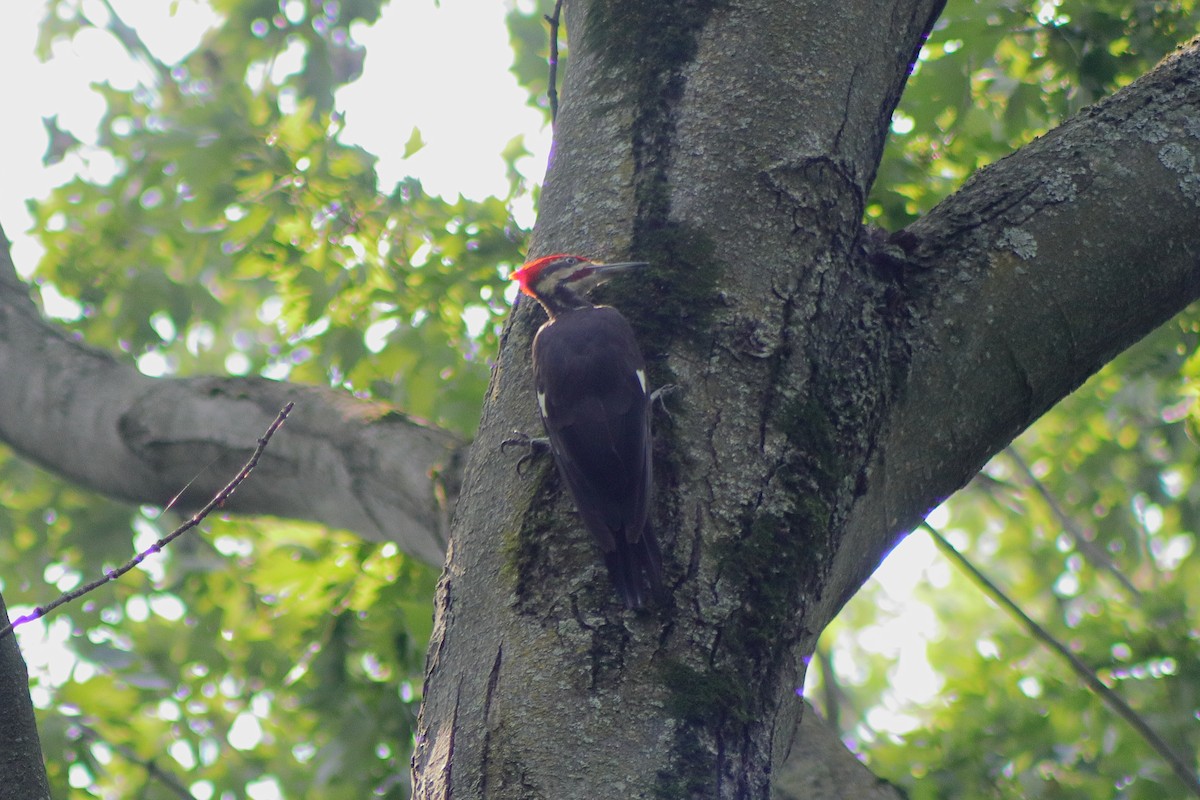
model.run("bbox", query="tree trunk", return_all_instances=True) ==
[0,596,51,800]
[412,2,1200,797]
[2,2,1199,797]
[413,1,942,796]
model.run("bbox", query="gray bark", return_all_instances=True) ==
[414,1,944,797]
[0,2,1198,798]
[0,596,51,800]
[773,702,904,800]
[412,2,1200,798]
[835,38,1200,615]
[0,226,461,566]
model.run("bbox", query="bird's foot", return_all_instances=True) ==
[501,431,551,476]
[650,384,679,420]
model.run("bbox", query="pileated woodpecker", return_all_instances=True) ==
[510,254,662,608]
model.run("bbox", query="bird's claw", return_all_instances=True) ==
[501,431,551,476]
[650,384,679,420]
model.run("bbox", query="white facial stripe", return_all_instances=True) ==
[537,390,548,418]
[636,369,647,395]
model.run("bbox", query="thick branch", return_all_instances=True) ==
[773,702,904,800]
[0,228,461,566]
[836,38,1200,611]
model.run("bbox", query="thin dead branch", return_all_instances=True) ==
[0,403,294,640]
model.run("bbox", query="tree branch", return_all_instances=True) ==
[75,722,197,800]
[0,403,292,641]
[1005,446,1140,597]
[924,523,1200,797]
[773,701,904,800]
[544,0,564,124]
[0,225,462,566]
[837,39,1200,611]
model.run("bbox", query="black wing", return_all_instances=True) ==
[533,307,661,607]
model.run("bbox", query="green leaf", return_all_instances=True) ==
[402,126,426,159]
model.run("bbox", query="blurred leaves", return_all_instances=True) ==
[11,0,528,798]
[29,0,527,436]
[867,0,1200,228]
[813,1,1200,798]
[402,126,426,159]
[8,0,1200,798]
[819,247,1200,794]
[41,116,82,167]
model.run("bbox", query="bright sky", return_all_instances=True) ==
[0,0,551,277]
[1,0,945,760]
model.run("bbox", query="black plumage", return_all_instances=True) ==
[533,307,661,607]
[511,255,662,608]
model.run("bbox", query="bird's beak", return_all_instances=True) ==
[589,261,648,276]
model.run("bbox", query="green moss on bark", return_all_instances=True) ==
[500,462,559,604]
[602,223,723,359]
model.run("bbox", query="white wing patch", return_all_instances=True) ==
[537,389,548,418]
[636,369,647,395]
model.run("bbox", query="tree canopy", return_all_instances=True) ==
[1,0,1199,798]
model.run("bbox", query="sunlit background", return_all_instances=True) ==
[10,1,1196,798]
[1,0,550,277]
[0,0,948,757]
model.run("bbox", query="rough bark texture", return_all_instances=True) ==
[412,3,1200,798]
[773,702,904,800]
[414,1,946,797]
[1,2,1199,798]
[0,596,51,800]
[833,38,1200,616]
[0,227,462,565]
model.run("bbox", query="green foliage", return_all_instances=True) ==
[8,0,1200,798]
[3,444,438,798]
[812,2,1200,798]
[824,217,1200,788]
[8,1,535,798]
[30,0,526,436]
[868,0,1200,228]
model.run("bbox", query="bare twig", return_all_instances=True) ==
[544,0,565,124]
[0,403,294,641]
[923,521,1200,797]
[1005,447,1140,597]
[75,723,198,800]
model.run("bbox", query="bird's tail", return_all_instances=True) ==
[605,529,663,609]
